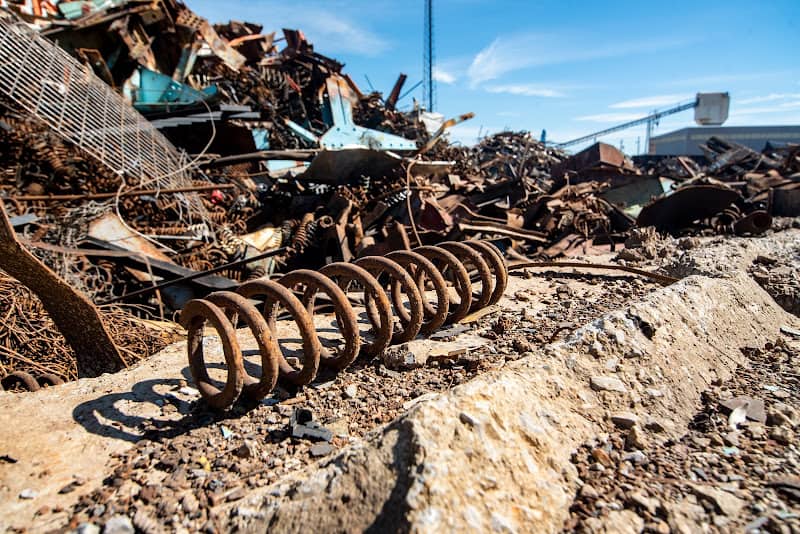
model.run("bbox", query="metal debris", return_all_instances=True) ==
[0,1,797,389]
[181,240,507,409]
[0,200,126,376]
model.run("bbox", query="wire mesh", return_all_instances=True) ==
[0,13,203,212]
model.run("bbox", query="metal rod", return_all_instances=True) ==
[507,260,678,285]
[398,80,423,102]
[8,183,236,202]
[100,247,288,305]
[556,100,697,149]
[201,149,319,168]
[422,0,435,112]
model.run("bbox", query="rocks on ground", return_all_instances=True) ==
[56,274,657,532]
[565,338,800,533]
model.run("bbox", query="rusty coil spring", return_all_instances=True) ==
[712,207,772,236]
[205,208,229,224]
[148,224,191,236]
[712,206,742,233]
[0,371,64,392]
[290,215,314,251]
[180,240,508,409]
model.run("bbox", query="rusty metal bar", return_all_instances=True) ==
[8,183,236,202]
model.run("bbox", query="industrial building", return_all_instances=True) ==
[650,125,800,156]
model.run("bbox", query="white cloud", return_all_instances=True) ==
[295,12,389,56]
[738,93,800,105]
[731,103,800,116]
[485,84,564,97]
[609,93,693,109]
[575,112,648,123]
[726,111,800,126]
[466,32,692,87]
[664,71,790,87]
[432,67,456,85]
[447,124,495,145]
[467,37,528,86]
[723,93,800,124]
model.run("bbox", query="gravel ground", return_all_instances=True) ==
[620,225,800,319]
[564,337,800,534]
[750,255,800,317]
[53,272,658,533]
[12,228,800,533]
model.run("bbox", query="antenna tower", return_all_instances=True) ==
[423,0,435,111]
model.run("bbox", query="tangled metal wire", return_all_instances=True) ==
[180,240,508,409]
[0,273,178,385]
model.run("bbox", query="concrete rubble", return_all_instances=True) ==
[0,229,795,531]
[0,1,798,533]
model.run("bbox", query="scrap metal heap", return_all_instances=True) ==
[636,137,800,235]
[0,1,799,387]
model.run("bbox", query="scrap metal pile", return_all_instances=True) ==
[0,272,175,386]
[637,137,800,235]
[0,1,798,389]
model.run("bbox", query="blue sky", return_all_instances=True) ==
[190,0,800,153]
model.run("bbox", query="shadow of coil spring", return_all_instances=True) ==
[180,241,508,409]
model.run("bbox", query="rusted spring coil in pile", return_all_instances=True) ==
[0,371,64,392]
[712,206,772,235]
[180,241,508,409]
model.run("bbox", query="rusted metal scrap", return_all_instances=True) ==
[551,142,639,186]
[0,268,175,384]
[636,184,740,232]
[700,136,784,179]
[635,169,781,235]
[0,370,63,392]
[635,138,798,232]
[0,200,126,377]
[3,0,798,395]
[180,240,507,409]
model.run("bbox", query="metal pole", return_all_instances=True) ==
[424,0,434,112]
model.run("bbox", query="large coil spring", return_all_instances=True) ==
[180,240,508,409]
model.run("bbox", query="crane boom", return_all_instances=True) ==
[556,99,698,149]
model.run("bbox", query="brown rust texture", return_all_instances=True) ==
[0,200,126,377]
